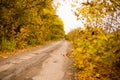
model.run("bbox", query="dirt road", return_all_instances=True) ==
[0,40,72,80]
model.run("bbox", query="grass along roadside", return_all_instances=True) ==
[0,40,56,58]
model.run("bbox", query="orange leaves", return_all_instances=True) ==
[20,27,28,33]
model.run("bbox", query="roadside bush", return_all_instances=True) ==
[0,37,16,51]
[68,27,120,80]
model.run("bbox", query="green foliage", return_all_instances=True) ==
[0,0,65,52]
[0,37,16,51]
[68,27,120,80]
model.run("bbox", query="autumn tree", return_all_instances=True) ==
[67,0,120,79]
[0,0,65,51]
[72,0,120,32]
[68,27,120,80]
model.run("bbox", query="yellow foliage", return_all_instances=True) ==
[0,0,65,52]
[68,27,120,79]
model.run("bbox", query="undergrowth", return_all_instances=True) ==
[67,27,120,80]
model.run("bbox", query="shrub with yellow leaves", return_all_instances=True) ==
[68,27,120,80]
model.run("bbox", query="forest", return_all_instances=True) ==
[0,0,120,80]
[67,0,120,80]
[0,0,65,53]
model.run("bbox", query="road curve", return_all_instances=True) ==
[0,40,72,80]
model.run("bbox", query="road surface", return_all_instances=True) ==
[0,40,72,80]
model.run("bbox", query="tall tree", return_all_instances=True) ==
[71,0,120,32]
[0,0,65,51]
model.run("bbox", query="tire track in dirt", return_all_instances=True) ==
[0,40,72,80]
